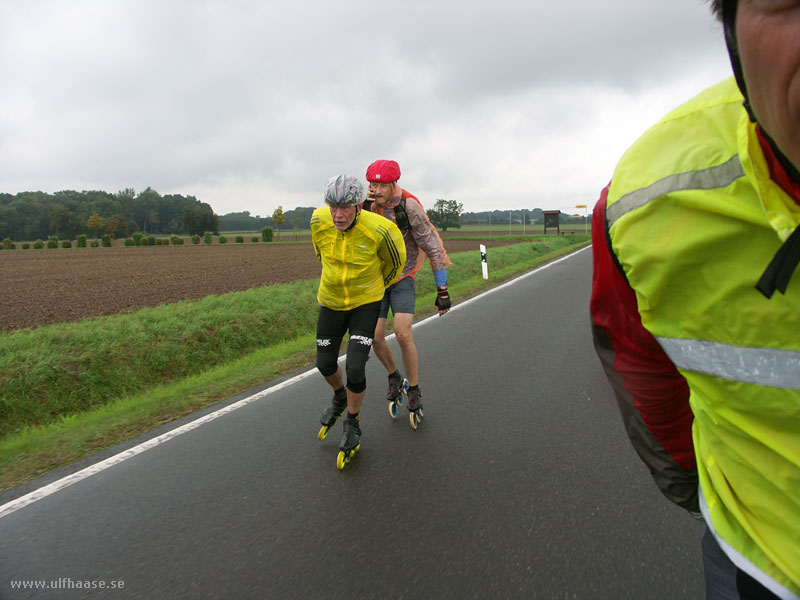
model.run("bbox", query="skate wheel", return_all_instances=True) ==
[318,425,330,441]
[388,401,397,419]
[395,379,408,407]
[337,444,360,470]
[409,411,421,430]
[419,406,424,417]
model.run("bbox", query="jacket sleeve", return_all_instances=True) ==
[377,220,407,288]
[406,198,452,273]
[590,184,699,512]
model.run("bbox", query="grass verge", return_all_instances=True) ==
[0,235,589,491]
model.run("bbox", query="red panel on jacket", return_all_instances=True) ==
[590,185,695,470]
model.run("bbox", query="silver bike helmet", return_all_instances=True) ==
[324,175,364,206]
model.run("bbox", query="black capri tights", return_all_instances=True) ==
[315,301,381,394]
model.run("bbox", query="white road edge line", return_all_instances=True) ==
[0,245,590,520]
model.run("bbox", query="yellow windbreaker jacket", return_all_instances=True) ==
[311,207,405,311]
[602,77,800,597]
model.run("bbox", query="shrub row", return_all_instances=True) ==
[2,233,268,250]
[2,228,275,250]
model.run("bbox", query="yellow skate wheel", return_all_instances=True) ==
[409,411,418,430]
[318,425,330,441]
[388,401,397,419]
[337,450,346,470]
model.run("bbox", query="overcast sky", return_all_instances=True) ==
[1,0,733,217]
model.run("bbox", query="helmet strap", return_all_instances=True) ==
[722,0,756,123]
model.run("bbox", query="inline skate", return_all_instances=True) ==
[337,414,361,470]
[317,390,347,441]
[407,386,424,430]
[386,371,408,419]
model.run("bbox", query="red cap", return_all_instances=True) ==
[366,159,401,183]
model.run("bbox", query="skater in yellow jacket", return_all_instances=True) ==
[311,174,405,469]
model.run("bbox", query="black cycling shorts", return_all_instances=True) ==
[315,301,381,393]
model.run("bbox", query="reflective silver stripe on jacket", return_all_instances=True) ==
[657,337,800,390]
[607,155,744,227]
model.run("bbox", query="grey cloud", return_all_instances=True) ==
[1,0,730,214]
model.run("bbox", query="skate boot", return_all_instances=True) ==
[386,371,409,419]
[407,386,424,430]
[337,414,361,470]
[318,390,347,441]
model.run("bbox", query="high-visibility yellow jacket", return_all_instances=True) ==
[592,77,800,597]
[310,207,405,311]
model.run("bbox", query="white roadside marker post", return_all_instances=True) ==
[480,244,488,280]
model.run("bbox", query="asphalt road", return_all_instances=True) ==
[0,247,705,599]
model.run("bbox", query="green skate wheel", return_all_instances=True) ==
[318,425,330,441]
[388,401,397,419]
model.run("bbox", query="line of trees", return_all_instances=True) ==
[0,186,586,243]
[220,200,468,234]
[218,207,316,232]
[0,188,219,241]
[461,208,585,225]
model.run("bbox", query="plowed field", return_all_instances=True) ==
[1,238,508,332]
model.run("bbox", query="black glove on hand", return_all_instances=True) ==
[435,286,451,311]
